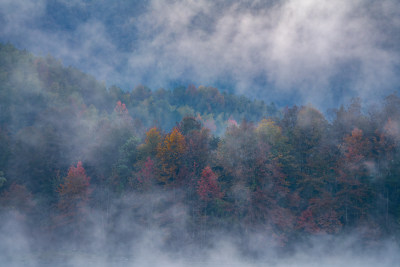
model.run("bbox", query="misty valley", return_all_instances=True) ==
[0,43,399,266]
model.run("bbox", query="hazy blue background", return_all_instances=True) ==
[1,0,399,108]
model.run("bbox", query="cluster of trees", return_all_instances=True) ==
[0,43,400,248]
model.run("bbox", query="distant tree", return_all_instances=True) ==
[114,100,129,116]
[56,161,91,227]
[336,128,373,226]
[292,105,328,176]
[135,157,155,191]
[203,117,217,133]
[0,128,10,172]
[0,183,34,213]
[250,149,294,239]
[197,166,223,201]
[138,127,162,159]
[256,119,290,161]
[157,128,187,186]
[331,98,369,141]
[178,116,201,136]
[131,85,152,101]
[0,171,6,190]
[184,128,210,176]
[296,194,342,234]
[227,118,238,128]
[111,136,140,192]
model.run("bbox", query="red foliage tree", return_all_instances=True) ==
[57,161,91,226]
[297,209,320,233]
[114,100,129,115]
[197,166,223,201]
[136,156,155,190]
[296,194,342,234]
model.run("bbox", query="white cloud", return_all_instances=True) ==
[129,0,400,106]
[1,0,399,107]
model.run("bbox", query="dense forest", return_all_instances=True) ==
[0,43,400,259]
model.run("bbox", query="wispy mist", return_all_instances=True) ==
[1,196,399,267]
[1,0,399,107]
[1,1,400,266]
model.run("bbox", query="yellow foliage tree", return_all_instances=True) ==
[140,127,162,158]
[157,128,186,186]
[256,119,283,145]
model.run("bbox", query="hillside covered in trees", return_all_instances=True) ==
[1,43,400,262]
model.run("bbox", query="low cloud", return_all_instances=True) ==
[0,195,399,267]
[1,0,399,106]
[131,0,400,106]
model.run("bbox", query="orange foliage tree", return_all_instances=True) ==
[157,128,186,186]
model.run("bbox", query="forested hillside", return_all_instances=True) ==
[0,43,400,255]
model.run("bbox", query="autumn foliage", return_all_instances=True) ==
[143,127,162,157]
[2,43,400,248]
[57,161,91,225]
[114,100,129,115]
[136,156,155,190]
[157,127,187,185]
[197,166,223,201]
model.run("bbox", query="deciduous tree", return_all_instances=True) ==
[197,166,223,201]
[56,161,91,227]
[336,128,373,226]
[157,128,187,186]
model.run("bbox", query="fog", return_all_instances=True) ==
[1,1,400,266]
[1,0,399,107]
[1,191,399,267]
